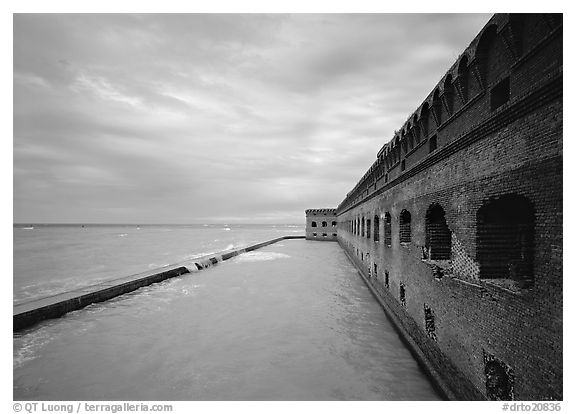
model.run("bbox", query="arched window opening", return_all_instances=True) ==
[443,74,455,115]
[373,215,380,242]
[399,210,412,243]
[384,212,392,247]
[311,221,317,228]
[477,194,534,286]
[361,217,365,237]
[412,114,420,144]
[366,219,371,239]
[477,25,512,88]
[425,204,451,260]
[432,89,442,126]
[457,55,469,103]
[331,221,337,227]
[420,103,430,137]
[322,221,327,227]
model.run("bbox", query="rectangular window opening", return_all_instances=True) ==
[429,135,437,153]
[490,77,510,111]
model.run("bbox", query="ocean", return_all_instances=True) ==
[13,223,304,304]
[13,224,440,400]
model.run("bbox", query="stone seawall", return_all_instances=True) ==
[13,235,305,332]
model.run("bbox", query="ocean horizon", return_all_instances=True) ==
[13,223,306,304]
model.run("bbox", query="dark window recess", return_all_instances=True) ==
[425,203,451,260]
[424,304,437,341]
[332,221,337,227]
[373,264,378,279]
[313,233,317,237]
[361,252,364,261]
[384,212,392,247]
[477,194,534,287]
[311,221,317,227]
[322,221,327,227]
[399,283,406,306]
[490,77,510,111]
[429,135,437,153]
[484,354,515,401]
[385,271,389,288]
[373,215,380,242]
[401,160,406,171]
[332,233,337,237]
[385,173,388,182]
[399,209,412,243]
[366,219,371,239]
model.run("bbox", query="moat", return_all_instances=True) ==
[14,240,440,400]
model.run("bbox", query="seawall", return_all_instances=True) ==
[13,235,305,332]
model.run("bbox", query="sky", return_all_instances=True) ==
[13,13,493,224]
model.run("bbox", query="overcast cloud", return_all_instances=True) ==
[14,13,492,224]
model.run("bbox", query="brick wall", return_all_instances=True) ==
[336,14,562,400]
[305,208,338,241]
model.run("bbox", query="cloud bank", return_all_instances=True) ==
[14,13,492,224]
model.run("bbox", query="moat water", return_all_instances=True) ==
[14,231,440,400]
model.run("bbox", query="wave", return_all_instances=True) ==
[234,252,290,263]
[147,263,170,269]
[118,233,128,237]
[20,227,34,230]
[13,325,58,369]
[15,275,113,304]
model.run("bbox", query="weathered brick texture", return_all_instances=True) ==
[335,14,562,401]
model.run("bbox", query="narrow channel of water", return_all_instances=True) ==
[14,240,441,400]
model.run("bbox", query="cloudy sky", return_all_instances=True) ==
[14,13,492,224]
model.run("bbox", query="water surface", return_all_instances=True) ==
[14,240,440,400]
[13,224,303,303]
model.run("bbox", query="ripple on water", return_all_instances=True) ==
[233,252,290,263]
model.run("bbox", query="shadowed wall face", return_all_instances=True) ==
[305,209,337,241]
